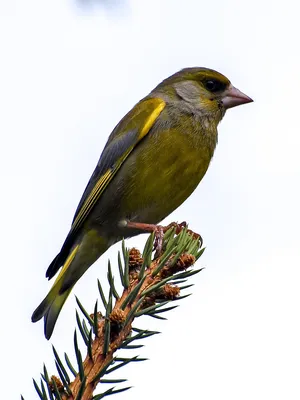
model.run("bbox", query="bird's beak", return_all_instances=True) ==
[222,84,253,109]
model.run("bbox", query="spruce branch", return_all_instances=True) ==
[27,225,204,400]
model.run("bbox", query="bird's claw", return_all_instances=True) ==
[152,221,203,257]
[153,225,164,258]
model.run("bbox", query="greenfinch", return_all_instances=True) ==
[32,67,252,339]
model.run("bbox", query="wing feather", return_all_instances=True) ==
[46,97,165,279]
[71,97,165,235]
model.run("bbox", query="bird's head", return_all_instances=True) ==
[153,67,253,119]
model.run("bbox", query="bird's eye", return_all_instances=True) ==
[204,79,222,92]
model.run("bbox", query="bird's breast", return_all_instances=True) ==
[121,124,217,223]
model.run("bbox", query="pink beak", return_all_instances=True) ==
[222,84,253,109]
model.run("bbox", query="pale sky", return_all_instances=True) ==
[1,1,300,399]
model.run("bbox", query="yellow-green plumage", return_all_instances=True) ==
[32,67,252,339]
[32,232,110,339]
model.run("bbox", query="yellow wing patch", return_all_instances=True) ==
[70,98,166,236]
[139,100,165,139]
[71,169,112,235]
[54,244,79,285]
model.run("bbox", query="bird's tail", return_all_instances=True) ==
[32,231,110,339]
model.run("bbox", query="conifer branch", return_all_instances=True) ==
[27,225,204,400]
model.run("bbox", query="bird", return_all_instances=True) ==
[32,67,253,339]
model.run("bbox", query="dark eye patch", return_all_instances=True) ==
[204,79,226,93]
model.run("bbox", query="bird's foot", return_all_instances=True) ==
[125,220,202,258]
[158,221,203,251]
[125,221,165,256]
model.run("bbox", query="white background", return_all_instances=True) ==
[1,1,300,399]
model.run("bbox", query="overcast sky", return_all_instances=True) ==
[1,1,300,399]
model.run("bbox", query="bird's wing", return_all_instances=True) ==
[46,97,165,279]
